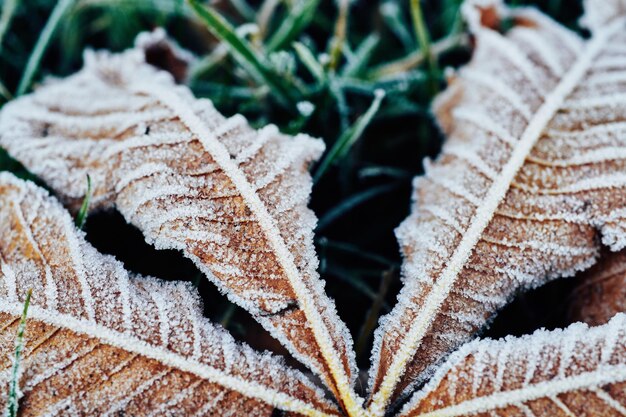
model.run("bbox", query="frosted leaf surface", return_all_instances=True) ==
[0,34,360,414]
[569,250,626,326]
[581,0,626,32]
[401,313,626,417]
[0,173,340,417]
[368,0,626,412]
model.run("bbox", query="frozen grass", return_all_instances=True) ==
[0,0,585,365]
[75,174,92,229]
[4,289,32,417]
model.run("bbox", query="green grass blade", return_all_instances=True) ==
[189,23,258,81]
[188,50,229,81]
[5,288,32,417]
[368,32,467,80]
[16,0,75,96]
[409,0,439,94]
[0,77,12,102]
[442,0,464,36]
[188,0,297,106]
[359,165,411,180]
[324,264,379,300]
[266,0,320,52]
[314,89,385,183]
[319,239,398,267]
[316,182,397,231]
[0,0,19,54]
[355,268,394,360]
[219,304,238,328]
[285,100,315,134]
[75,174,92,229]
[379,1,414,51]
[342,34,380,78]
[328,76,349,131]
[192,81,266,101]
[79,0,188,15]
[339,70,426,97]
[293,41,325,84]
[327,0,349,71]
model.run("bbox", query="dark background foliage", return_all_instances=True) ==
[0,0,586,374]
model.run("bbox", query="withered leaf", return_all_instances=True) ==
[4,1,626,416]
[400,313,626,417]
[0,34,361,413]
[135,28,195,83]
[0,173,339,417]
[569,249,626,326]
[368,0,626,413]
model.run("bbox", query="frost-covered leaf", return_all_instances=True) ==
[400,313,626,417]
[569,250,626,326]
[368,0,626,412]
[0,173,339,417]
[135,28,195,83]
[0,34,361,413]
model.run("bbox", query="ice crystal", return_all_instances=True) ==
[402,314,626,417]
[0,173,338,417]
[2,1,626,416]
[0,36,360,413]
[368,0,626,413]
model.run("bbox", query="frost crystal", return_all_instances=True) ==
[367,0,626,413]
[2,1,626,415]
[0,35,361,413]
[0,173,339,417]
[401,314,626,417]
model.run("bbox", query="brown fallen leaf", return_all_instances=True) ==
[569,249,626,326]
[136,28,195,83]
[368,0,626,412]
[0,33,360,414]
[400,313,626,417]
[2,0,626,416]
[0,173,339,417]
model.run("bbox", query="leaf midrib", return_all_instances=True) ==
[128,82,363,416]
[368,17,626,417]
[0,302,336,417]
[411,364,626,417]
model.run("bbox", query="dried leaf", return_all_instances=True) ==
[0,34,361,413]
[135,28,195,83]
[400,313,626,417]
[368,0,626,412]
[569,249,626,326]
[0,173,339,417]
